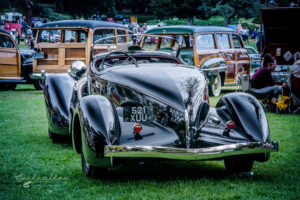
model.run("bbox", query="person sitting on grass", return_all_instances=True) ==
[250,53,283,112]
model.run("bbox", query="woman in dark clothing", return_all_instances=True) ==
[250,53,282,108]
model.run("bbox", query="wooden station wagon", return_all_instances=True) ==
[0,28,37,90]
[32,20,131,77]
[144,26,252,96]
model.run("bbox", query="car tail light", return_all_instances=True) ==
[226,121,235,129]
[133,124,142,133]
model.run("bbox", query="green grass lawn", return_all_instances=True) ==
[0,84,300,200]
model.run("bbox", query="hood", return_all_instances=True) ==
[101,64,206,112]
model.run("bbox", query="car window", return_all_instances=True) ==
[65,30,76,43]
[117,29,126,43]
[39,30,61,43]
[246,47,256,54]
[232,34,242,49]
[79,31,88,43]
[94,29,115,44]
[196,34,215,50]
[0,34,14,48]
[216,33,230,49]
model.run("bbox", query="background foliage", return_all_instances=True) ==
[0,0,297,25]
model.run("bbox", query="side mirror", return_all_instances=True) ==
[69,61,86,80]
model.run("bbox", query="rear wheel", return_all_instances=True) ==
[81,148,106,178]
[48,129,71,143]
[224,157,254,173]
[208,74,221,97]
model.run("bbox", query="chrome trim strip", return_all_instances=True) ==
[200,66,227,71]
[185,108,190,149]
[104,142,278,161]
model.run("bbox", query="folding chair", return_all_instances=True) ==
[240,74,273,111]
[289,75,300,114]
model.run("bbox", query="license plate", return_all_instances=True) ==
[123,106,153,122]
[32,52,44,59]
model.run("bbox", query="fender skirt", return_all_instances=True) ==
[216,93,270,142]
[44,74,75,135]
[79,95,119,158]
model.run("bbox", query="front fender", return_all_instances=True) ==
[216,93,270,142]
[44,74,75,135]
[200,57,226,86]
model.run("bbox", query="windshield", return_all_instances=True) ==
[91,34,184,73]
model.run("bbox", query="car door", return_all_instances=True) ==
[215,33,236,82]
[0,33,20,79]
[230,33,251,83]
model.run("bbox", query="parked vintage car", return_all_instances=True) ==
[143,26,252,96]
[245,45,261,71]
[260,7,300,83]
[32,20,131,80]
[43,35,278,178]
[0,28,40,90]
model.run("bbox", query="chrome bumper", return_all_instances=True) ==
[29,70,47,80]
[104,142,278,161]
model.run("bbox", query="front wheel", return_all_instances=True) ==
[208,74,221,97]
[34,79,43,90]
[224,157,254,173]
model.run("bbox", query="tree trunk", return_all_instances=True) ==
[187,17,193,25]
[55,0,62,13]
[24,0,33,26]
[224,16,230,26]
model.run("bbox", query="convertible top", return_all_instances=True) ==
[146,25,235,34]
[0,28,10,34]
[39,20,127,29]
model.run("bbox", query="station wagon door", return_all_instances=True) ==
[34,28,89,74]
[195,33,220,66]
[230,34,251,83]
[0,33,20,79]
[215,33,236,83]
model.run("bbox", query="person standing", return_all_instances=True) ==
[252,28,257,40]
[10,29,18,43]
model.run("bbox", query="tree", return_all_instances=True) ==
[150,0,176,20]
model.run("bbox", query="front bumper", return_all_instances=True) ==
[104,141,278,161]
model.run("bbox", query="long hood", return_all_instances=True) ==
[100,64,206,112]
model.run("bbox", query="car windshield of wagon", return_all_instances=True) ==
[92,34,182,55]
[141,34,192,53]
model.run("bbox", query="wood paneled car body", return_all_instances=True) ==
[32,20,131,78]
[144,26,252,96]
[43,35,277,178]
[0,28,39,89]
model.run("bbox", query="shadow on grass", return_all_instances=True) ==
[84,160,275,183]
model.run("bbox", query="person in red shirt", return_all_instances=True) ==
[250,53,282,109]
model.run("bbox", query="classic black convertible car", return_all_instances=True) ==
[43,35,278,177]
